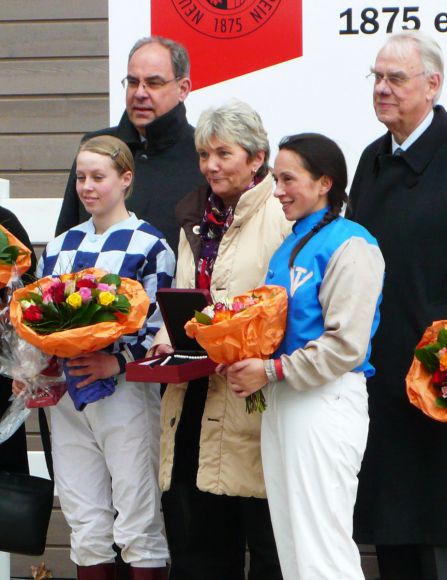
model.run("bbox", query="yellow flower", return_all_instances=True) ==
[440,352,447,371]
[66,292,82,309]
[98,291,115,307]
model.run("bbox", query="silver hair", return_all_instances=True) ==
[194,100,270,176]
[128,36,190,78]
[381,31,444,102]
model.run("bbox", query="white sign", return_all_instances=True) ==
[108,0,447,183]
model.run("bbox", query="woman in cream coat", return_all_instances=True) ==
[152,100,290,580]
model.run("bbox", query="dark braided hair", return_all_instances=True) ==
[277,133,348,269]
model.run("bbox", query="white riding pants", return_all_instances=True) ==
[261,372,369,580]
[50,377,169,567]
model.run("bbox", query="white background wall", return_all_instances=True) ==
[108,0,447,185]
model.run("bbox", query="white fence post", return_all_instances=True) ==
[0,551,10,580]
[0,178,10,200]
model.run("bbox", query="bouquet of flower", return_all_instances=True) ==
[0,223,31,286]
[185,285,288,412]
[10,268,149,357]
[0,276,67,444]
[18,272,131,335]
[406,320,447,421]
[9,268,150,411]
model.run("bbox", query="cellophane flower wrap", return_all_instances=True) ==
[0,275,67,444]
[406,320,447,422]
[0,223,32,287]
[185,285,288,413]
[9,268,150,411]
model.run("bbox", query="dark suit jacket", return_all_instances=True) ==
[347,105,447,544]
[55,102,205,255]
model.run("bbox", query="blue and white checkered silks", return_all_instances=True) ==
[37,213,175,361]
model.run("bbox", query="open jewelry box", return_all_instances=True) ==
[126,288,217,383]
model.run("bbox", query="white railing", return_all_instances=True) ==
[0,179,10,200]
[0,176,62,244]
[0,178,60,578]
[1,198,62,245]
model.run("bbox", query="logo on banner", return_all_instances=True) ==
[171,0,281,39]
[152,0,302,90]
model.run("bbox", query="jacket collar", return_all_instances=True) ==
[176,172,275,228]
[176,173,275,264]
[231,173,275,225]
[292,206,328,236]
[116,102,190,153]
[375,105,447,175]
[145,102,189,152]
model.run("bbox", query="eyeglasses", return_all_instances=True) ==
[121,75,180,91]
[366,70,426,88]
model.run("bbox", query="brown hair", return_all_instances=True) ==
[277,133,348,268]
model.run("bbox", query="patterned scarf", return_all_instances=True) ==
[196,193,234,290]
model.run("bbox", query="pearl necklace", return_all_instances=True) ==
[159,354,208,367]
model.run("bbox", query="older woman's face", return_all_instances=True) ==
[197,137,264,206]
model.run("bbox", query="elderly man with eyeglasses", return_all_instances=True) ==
[347,32,447,580]
[55,36,204,252]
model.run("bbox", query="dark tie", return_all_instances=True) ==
[394,147,404,156]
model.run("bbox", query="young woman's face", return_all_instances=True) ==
[197,137,264,207]
[273,149,331,221]
[75,151,132,219]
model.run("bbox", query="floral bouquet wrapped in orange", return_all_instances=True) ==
[0,277,67,444]
[406,320,447,422]
[10,268,149,358]
[185,285,288,412]
[0,224,31,287]
[7,267,149,413]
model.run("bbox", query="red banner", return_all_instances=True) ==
[151,0,302,90]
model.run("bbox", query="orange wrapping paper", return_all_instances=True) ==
[0,223,32,286]
[9,268,150,358]
[185,285,288,365]
[406,320,447,422]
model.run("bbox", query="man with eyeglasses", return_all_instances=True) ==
[347,32,447,580]
[55,36,204,252]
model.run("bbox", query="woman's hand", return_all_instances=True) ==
[226,358,268,398]
[152,343,174,357]
[12,379,27,397]
[65,352,120,389]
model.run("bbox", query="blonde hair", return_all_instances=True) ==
[77,135,135,198]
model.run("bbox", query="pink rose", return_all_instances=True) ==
[78,287,92,302]
[97,282,113,292]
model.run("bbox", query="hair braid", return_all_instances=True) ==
[288,210,338,269]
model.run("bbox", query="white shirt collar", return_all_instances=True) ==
[391,109,434,153]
